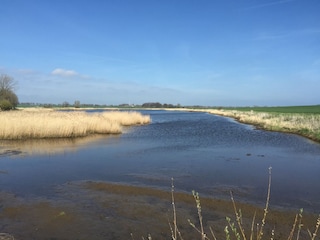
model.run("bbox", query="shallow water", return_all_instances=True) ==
[1,110,320,212]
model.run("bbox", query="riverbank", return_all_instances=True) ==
[0,180,319,239]
[210,109,320,142]
[167,108,320,143]
[0,108,150,140]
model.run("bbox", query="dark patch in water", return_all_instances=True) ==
[0,150,22,157]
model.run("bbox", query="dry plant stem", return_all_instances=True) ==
[296,209,304,240]
[230,191,247,240]
[169,178,184,240]
[250,211,256,240]
[308,215,320,240]
[188,191,210,240]
[171,178,177,240]
[287,214,298,240]
[225,225,231,240]
[270,229,275,240]
[193,191,206,240]
[209,226,217,240]
[257,166,272,240]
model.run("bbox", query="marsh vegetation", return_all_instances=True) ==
[0,109,151,140]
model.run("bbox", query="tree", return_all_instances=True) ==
[62,101,70,107]
[74,100,81,108]
[0,74,19,110]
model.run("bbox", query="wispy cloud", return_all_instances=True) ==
[242,0,296,10]
[51,68,79,77]
[254,28,320,41]
[254,32,291,40]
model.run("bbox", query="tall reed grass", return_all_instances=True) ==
[0,109,150,140]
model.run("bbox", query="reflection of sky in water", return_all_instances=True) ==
[0,110,320,212]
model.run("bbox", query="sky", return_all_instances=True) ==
[1,0,320,106]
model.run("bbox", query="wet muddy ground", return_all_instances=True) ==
[0,181,318,240]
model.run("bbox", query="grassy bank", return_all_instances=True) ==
[0,109,150,140]
[184,108,320,143]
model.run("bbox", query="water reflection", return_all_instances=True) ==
[0,134,119,157]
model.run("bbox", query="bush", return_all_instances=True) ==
[0,74,19,109]
[0,99,13,111]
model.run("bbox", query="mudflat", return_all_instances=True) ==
[0,181,318,239]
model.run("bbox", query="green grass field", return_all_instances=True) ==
[221,105,320,114]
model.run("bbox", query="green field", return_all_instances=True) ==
[222,105,320,114]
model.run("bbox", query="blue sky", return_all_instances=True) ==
[1,0,319,106]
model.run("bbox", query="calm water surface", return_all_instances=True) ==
[1,110,320,211]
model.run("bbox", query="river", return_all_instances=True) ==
[1,110,320,212]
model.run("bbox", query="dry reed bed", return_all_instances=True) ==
[0,110,150,140]
[193,109,320,141]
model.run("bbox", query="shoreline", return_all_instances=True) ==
[0,180,318,239]
[165,108,320,144]
[207,110,320,144]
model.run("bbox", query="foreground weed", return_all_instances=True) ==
[176,167,319,240]
[170,178,184,240]
[308,215,320,240]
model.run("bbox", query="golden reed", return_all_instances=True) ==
[0,109,151,140]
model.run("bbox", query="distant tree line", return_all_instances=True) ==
[19,102,184,109]
[141,102,180,108]
[0,74,19,110]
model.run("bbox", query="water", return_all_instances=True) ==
[1,110,320,212]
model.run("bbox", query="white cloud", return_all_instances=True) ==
[51,68,79,77]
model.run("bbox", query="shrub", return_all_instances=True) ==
[0,74,19,108]
[0,99,13,111]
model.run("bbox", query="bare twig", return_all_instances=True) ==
[287,213,298,240]
[308,215,320,240]
[192,191,206,240]
[230,191,247,240]
[249,211,256,240]
[257,166,272,240]
[171,178,178,240]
